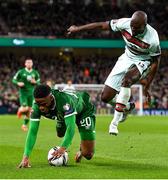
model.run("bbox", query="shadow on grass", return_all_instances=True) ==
[93,157,167,170]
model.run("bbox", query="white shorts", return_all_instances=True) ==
[105,53,151,91]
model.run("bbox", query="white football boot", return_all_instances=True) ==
[120,102,135,123]
[109,123,118,136]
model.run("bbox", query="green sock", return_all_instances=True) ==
[23,119,29,125]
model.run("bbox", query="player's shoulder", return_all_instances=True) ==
[110,18,131,31]
[17,68,25,73]
[52,89,70,101]
[119,18,131,23]
[32,68,39,73]
[52,89,74,111]
[146,24,158,35]
[146,24,160,43]
[111,18,130,25]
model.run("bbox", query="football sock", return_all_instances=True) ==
[23,119,29,125]
[111,87,131,126]
[108,94,131,110]
[125,102,131,111]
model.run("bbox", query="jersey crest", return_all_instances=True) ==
[63,103,70,111]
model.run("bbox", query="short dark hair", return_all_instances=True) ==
[34,84,51,98]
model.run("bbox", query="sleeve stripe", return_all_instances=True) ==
[30,118,40,121]
[64,112,77,118]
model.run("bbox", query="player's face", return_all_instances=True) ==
[130,21,146,36]
[25,59,33,69]
[35,95,53,113]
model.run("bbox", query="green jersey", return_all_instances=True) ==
[12,68,40,94]
[31,89,95,123]
[23,90,95,157]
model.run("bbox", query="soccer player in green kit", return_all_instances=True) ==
[18,84,96,168]
[12,58,40,131]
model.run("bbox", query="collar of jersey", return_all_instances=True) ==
[51,94,56,110]
[25,67,33,73]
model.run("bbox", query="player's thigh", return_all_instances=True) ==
[78,115,96,139]
[27,94,34,107]
[101,85,118,103]
[122,65,142,87]
[124,60,151,83]
[105,72,125,92]
[19,93,29,107]
[104,54,132,92]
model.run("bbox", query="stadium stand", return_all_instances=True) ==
[0,52,167,113]
[0,0,167,39]
[0,0,167,113]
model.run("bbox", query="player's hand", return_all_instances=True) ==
[30,78,36,84]
[18,156,31,168]
[67,25,80,35]
[51,147,66,159]
[143,87,151,105]
[17,82,24,87]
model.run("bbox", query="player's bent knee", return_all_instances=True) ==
[83,152,94,160]
[57,132,64,138]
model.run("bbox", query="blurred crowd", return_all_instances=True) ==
[0,0,167,114]
[0,52,168,114]
[0,0,167,39]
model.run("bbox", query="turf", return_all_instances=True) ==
[0,115,168,179]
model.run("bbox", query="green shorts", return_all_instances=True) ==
[77,115,96,141]
[19,93,34,107]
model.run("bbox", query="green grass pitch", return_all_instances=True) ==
[1,115,168,179]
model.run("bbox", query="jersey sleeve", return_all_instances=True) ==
[60,115,76,149]
[23,102,41,157]
[149,40,161,57]
[148,30,161,57]
[12,70,21,85]
[109,18,130,32]
[30,103,41,121]
[24,120,40,157]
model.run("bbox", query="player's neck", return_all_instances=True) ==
[25,67,32,72]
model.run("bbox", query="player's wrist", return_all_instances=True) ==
[60,146,66,150]
[23,154,29,160]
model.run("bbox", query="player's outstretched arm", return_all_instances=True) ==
[67,21,110,34]
[18,120,40,168]
[52,115,76,158]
